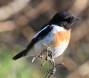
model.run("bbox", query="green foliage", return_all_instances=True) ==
[0,46,45,78]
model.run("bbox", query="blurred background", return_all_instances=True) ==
[0,0,89,78]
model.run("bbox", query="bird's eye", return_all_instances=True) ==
[69,16,74,20]
[66,16,74,23]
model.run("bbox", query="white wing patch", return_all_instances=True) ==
[33,25,49,39]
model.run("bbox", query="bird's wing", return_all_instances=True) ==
[13,24,53,60]
[26,24,53,51]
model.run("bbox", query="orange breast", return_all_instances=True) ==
[52,29,71,47]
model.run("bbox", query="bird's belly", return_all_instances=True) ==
[33,38,69,58]
[34,40,68,58]
[51,41,69,58]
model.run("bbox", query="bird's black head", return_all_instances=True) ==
[49,11,80,29]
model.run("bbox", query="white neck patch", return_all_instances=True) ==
[51,24,66,33]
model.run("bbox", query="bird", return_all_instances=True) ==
[12,11,80,75]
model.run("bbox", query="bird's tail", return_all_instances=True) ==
[13,40,34,60]
[12,50,27,60]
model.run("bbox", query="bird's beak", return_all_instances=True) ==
[73,18,81,21]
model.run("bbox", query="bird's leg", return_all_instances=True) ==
[41,53,49,66]
[43,44,64,66]
[43,44,53,60]
[41,44,53,66]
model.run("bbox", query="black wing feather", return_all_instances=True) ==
[13,25,53,60]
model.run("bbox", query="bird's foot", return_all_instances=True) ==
[43,44,53,60]
[40,44,53,66]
